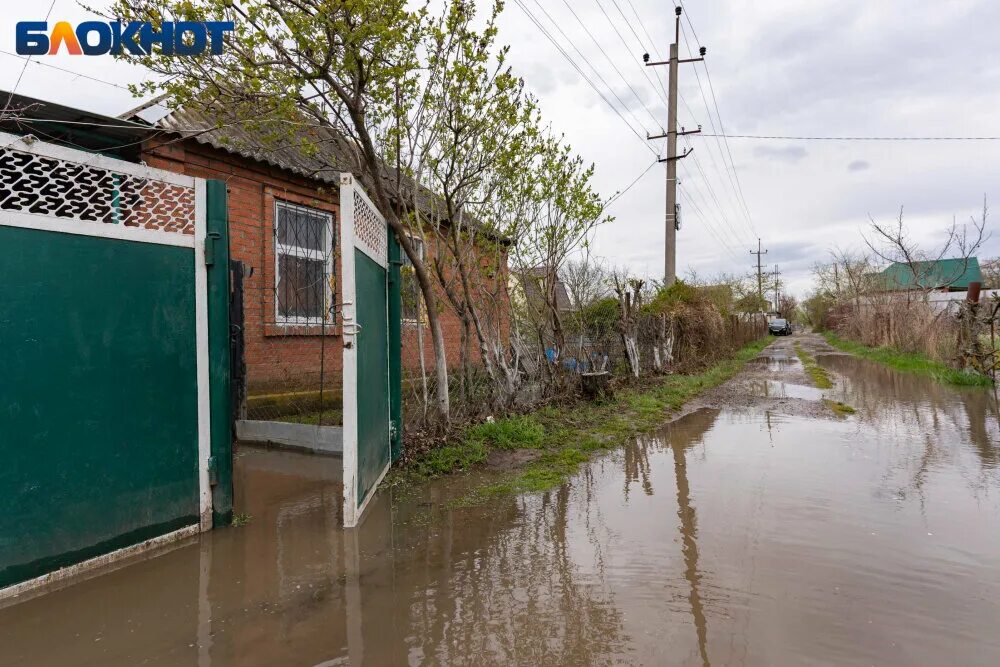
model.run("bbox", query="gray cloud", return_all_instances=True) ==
[753,145,807,163]
[848,160,870,172]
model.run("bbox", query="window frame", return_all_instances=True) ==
[400,235,426,324]
[273,199,335,326]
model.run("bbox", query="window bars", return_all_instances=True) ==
[274,200,335,325]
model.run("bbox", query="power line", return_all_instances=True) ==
[699,133,1000,141]
[5,0,57,111]
[606,158,659,208]
[512,0,658,155]
[683,146,754,246]
[677,184,744,265]
[0,49,134,92]
[527,0,653,135]
[622,0,756,264]
[677,164,745,263]
[592,0,669,109]
[676,21,758,241]
[555,0,663,130]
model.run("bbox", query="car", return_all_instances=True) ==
[769,318,792,336]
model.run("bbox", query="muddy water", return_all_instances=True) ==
[2,348,1000,666]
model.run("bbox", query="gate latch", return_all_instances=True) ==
[204,232,221,267]
[207,455,218,486]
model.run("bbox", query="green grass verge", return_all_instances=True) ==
[392,337,773,504]
[794,343,834,389]
[822,332,994,387]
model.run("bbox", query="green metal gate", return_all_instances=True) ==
[0,132,231,595]
[340,174,393,527]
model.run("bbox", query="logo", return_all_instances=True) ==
[15,21,234,56]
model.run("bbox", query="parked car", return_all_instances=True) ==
[769,318,792,336]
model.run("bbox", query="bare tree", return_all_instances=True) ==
[866,201,989,292]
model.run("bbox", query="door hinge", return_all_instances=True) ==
[208,455,218,486]
[205,231,221,267]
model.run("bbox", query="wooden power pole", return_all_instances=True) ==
[645,6,704,286]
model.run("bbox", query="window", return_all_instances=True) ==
[401,236,424,323]
[274,200,333,324]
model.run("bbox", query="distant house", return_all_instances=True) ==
[878,258,983,293]
[511,266,573,316]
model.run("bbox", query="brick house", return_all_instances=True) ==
[120,101,510,400]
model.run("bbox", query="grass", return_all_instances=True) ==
[823,332,994,387]
[232,513,253,527]
[794,343,834,389]
[823,399,856,417]
[391,336,773,505]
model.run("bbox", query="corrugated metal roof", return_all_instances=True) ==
[126,102,509,242]
[0,90,152,160]
[153,106,355,185]
[879,257,983,291]
[133,105,444,218]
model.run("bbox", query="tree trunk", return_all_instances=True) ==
[346,104,451,421]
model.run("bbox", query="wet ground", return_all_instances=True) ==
[3,332,1000,666]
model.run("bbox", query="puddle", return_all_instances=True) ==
[746,355,799,372]
[745,378,826,400]
[2,358,999,666]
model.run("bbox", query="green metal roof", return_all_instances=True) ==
[879,257,982,291]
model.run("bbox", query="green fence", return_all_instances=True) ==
[0,132,231,594]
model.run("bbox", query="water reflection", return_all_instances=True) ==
[820,354,1000,491]
[3,356,1000,666]
[667,410,719,667]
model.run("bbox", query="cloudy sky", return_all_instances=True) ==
[3,0,999,296]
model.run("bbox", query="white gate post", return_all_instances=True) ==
[340,174,360,527]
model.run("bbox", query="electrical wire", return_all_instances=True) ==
[605,158,658,208]
[511,0,659,155]
[678,162,746,263]
[524,0,657,137]
[592,0,669,110]
[672,5,759,238]
[5,0,58,112]
[0,49,134,92]
[555,0,664,131]
[676,22,758,242]
[623,0,757,246]
[699,133,1000,141]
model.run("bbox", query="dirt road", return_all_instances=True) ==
[2,332,999,666]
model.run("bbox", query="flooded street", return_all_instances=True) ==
[2,333,999,666]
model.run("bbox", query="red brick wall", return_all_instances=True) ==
[142,137,508,395]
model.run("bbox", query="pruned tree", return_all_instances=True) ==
[611,270,643,378]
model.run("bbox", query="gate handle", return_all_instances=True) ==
[343,323,363,335]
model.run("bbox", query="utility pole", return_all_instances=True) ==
[773,265,781,314]
[750,238,767,309]
[644,7,704,286]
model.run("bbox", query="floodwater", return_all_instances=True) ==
[2,340,1000,666]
